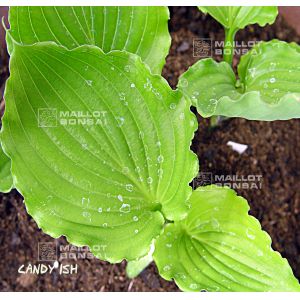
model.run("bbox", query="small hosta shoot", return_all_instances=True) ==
[178,6,300,121]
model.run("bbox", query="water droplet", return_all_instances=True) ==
[120,203,131,213]
[189,283,198,289]
[124,65,131,72]
[117,195,123,202]
[98,207,102,213]
[163,265,171,271]
[157,168,163,178]
[133,216,138,222]
[246,228,255,240]
[130,83,135,88]
[119,92,126,101]
[180,78,188,87]
[86,80,93,86]
[125,184,133,192]
[269,77,276,83]
[147,177,153,184]
[134,229,139,234]
[166,243,172,248]
[248,68,256,78]
[123,167,129,174]
[211,218,220,229]
[82,211,91,221]
[116,116,125,127]
[269,62,276,71]
[169,103,176,110]
[102,223,108,227]
[257,250,263,257]
[156,141,161,147]
[157,155,164,163]
[139,131,144,139]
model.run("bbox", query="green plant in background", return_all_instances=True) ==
[178,6,300,121]
[0,6,300,292]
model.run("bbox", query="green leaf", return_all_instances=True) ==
[178,40,300,120]
[153,185,300,292]
[1,42,198,262]
[126,242,154,278]
[198,6,278,32]
[8,6,171,74]
[0,143,13,193]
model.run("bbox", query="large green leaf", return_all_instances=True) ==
[178,40,300,120]
[126,242,154,278]
[8,6,171,74]
[198,6,278,32]
[1,41,198,262]
[0,143,13,193]
[153,185,300,292]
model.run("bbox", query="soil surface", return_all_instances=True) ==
[0,7,300,292]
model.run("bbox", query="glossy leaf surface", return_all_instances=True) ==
[154,185,300,291]
[178,40,300,120]
[1,42,198,262]
[8,6,171,73]
[198,6,278,32]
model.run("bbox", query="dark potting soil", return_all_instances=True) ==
[0,6,299,292]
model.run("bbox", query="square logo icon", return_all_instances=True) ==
[193,171,213,188]
[193,38,212,58]
[38,242,58,261]
[38,108,57,128]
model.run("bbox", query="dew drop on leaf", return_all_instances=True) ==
[147,177,153,184]
[133,216,138,222]
[163,265,171,271]
[246,228,255,240]
[116,116,125,127]
[120,203,131,213]
[125,184,133,192]
[169,103,176,110]
[157,155,164,163]
[117,194,123,202]
[85,80,93,86]
[180,78,188,87]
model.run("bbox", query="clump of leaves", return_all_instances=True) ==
[0,6,300,292]
[178,6,300,121]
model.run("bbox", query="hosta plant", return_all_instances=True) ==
[0,6,300,292]
[178,6,300,121]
